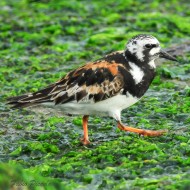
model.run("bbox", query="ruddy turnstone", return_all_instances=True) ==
[8,34,177,145]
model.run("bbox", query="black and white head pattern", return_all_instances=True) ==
[126,34,161,67]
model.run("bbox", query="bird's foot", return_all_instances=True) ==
[138,129,168,137]
[118,122,167,137]
[80,137,91,145]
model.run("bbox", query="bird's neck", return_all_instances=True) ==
[123,50,156,98]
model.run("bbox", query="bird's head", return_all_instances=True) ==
[126,34,177,67]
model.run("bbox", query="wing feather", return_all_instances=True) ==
[7,51,127,108]
[50,61,126,104]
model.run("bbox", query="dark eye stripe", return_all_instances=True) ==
[145,44,152,48]
[145,44,158,49]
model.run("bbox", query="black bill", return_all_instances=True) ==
[159,49,178,62]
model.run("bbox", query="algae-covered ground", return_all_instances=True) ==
[0,0,190,189]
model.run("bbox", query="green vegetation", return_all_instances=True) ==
[0,0,190,189]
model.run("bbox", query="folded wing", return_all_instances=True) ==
[8,58,126,108]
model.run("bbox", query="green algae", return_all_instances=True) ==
[0,0,190,189]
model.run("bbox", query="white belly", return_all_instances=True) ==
[43,93,139,121]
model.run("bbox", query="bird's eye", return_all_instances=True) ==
[145,44,153,49]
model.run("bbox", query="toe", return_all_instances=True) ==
[80,138,90,145]
[140,129,168,137]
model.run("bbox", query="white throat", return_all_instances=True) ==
[128,62,144,84]
[148,59,156,69]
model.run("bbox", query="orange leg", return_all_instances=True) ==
[80,115,90,145]
[118,122,167,137]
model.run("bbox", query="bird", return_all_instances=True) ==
[7,34,178,145]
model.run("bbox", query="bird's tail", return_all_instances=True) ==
[7,84,55,109]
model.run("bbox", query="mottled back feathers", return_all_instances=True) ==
[8,51,127,108]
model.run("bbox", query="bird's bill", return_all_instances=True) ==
[159,49,178,62]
